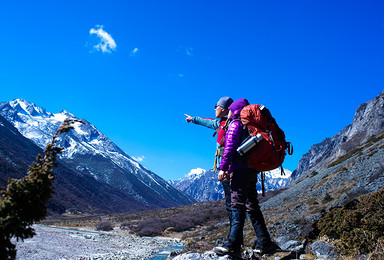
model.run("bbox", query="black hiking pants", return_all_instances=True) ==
[229,167,272,250]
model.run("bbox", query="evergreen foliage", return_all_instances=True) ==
[0,119,83,260]
[317,187,384,255]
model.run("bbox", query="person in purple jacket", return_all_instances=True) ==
[214,98,274,258]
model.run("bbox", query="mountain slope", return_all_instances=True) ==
[0,99,195,211]
[0,114,148,214]
[291,89,384,181]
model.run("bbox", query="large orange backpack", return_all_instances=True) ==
[239,104,293,173]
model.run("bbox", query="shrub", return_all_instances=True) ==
[307,197,318,205]
[138,226,163,236]
[317,187,384,255]
[130,205,227,236]
[120,222,132,230]
[310,171,318,177]
[96,221,114,231]
[322,193,334,204]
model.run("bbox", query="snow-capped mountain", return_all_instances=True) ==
[261,168,292,191]
[0,99,195,209]
[170,167,292,202]
[169,169,223,202]
[0,112,151,214]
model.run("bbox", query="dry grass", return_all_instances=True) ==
[317,187,384,255]
[41,190,288,253]
[42,200,227,234]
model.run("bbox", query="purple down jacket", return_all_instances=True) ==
[219,98,249,172]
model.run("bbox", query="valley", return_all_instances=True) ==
[2,90,384,259]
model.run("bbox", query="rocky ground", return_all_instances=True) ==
[13,225,183,259]
[13,142,384,260]
[13,224,339,260]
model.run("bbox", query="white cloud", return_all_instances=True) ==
[185,47,194,56]
[168,73,184,78]
[132,155,145,162]
[177,46,194,56]
[89,25,116,53]
[130,47,138,57]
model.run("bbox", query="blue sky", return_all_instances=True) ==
[1,0,383,181]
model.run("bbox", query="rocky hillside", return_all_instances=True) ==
[262,130,384,239]
[291,89,384,181]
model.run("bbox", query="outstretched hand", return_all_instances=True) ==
[218,170,229,182]
[184,114,193,123]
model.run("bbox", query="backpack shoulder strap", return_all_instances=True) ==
[213,118,229,137]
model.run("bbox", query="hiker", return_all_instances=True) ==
[184,96,233,211]
[214,98,274,258]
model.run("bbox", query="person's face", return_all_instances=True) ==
[215,105,228,118]
[227,110,233,119]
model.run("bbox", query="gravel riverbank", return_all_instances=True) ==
[13,225,183,259]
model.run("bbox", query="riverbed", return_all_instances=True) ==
[13,225,183,259]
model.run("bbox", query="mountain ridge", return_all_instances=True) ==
[291,89,384,182]
[0,113,150,214]
[0,99,195,213]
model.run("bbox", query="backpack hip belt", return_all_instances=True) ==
[213,147,224,172]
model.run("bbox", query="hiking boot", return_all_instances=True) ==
[213,245,241,258]
[248,209,272,250]
[253,242,279,255]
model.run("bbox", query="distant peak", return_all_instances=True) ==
[59,110,76,118]
[9,98,32,108]
[186,168,206,178]
[8,99,48,117]
[266,168,292,179]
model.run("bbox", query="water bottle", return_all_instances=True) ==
[237,134,263,156]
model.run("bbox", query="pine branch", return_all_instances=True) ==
[0,118,84,260]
